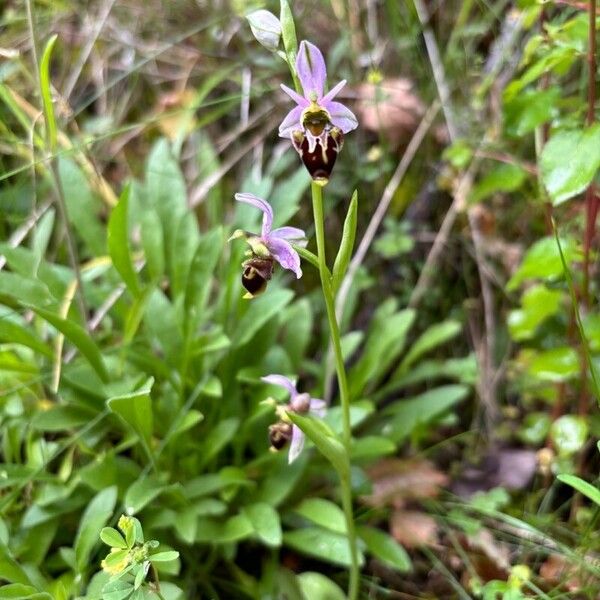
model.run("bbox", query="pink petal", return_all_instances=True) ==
[278,105,304,139]
[267,237,302,278]
[270,226,306,241]
[288,425,305,463]
[322,79,346,103]
[296,40,326,99]
[280,84,308,106]
[309,398,327,418]
[261,374,298,397]
[323,100,358,133]
[234,193,273,236]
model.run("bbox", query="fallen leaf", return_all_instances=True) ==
[364,459,448,508]
[390,510,438,548]
[354,78,424,148]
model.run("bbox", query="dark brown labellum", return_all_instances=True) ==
[268,421,293,450]
[293,128,344,184]
[241,256,274,297]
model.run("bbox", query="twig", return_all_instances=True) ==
[62,0,118,99]
[0,200,52,271]
[582,0,597,304]
[335,101,440,321]
[412,0,500,432]
[188,116,279,207]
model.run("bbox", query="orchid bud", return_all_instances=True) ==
[247,10,281,51]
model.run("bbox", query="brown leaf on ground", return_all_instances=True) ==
[363,458,449,508]
[539,554,584,592]
[354,78,425,148]
[390,509,439,548]
[467,528,511,573]
[452,448,537,498]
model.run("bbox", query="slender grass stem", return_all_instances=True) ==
[310,181,359,600]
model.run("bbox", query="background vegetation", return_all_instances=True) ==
[1,0,600,598]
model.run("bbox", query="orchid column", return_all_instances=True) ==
[280,41,360,599]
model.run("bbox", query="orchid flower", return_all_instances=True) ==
[262,374,326,463]
[279,41,358,142]
[278,41,357,183]
[230,193,306,297]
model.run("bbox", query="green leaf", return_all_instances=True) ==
[124,475,167,515]
[199,417,239,467]
[287,413,348,477]
[30,306,109,382]
[0,272,53,306]
[243,502,282,547]
[58,159,106,256]
[557,474,600,506]
[382,384,469,443]
[234,288,294,346]
[0,318,52,358]
[185,227,223,313]
[296,573,346,600]
[507,236,580,290]
[0,554,32,586]
[150,551,179,562]
[31,405,96,432]
[283,527,364,568]
[396,320,462,375]
[280,0,299,86]
[101,579,134,600]
[503,87,560,136]
[107,378,154,448]
[540,125,600,204]
[108,184,141,298]
[195,514,254,544]
[332,190,358,293]
[294,498,346,534]
[351,436,396,460]
[528,347,579,382]
[358,525,411,572]
[74,486,117,573]
[508,285,562,341]
[550,415,588,456]
[140,209,165,281]
[39,35,58,150]
[349,304,415,396]
[100,527,128,549]
[0,584,52,599]
[469,164,527,204]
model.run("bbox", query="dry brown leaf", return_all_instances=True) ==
[354,78,424,148]
[390,509,438,548]
[363,458,448,508]
[539,554,584,592]
[467,528,510,572]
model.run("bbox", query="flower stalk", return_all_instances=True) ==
[311,181,359,600]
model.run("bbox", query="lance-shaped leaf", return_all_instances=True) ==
[108,184,141,298]
[332,190,358,293]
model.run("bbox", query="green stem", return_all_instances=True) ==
[311,181,359,600]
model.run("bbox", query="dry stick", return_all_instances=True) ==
[188,116,279,207]
[411,0,499,429]
[0,200,53,271]
[26,0,89,327]
[583,0,597,304]
[62,0,118,99]
[325,101,440,401]
[335,100,441,322]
